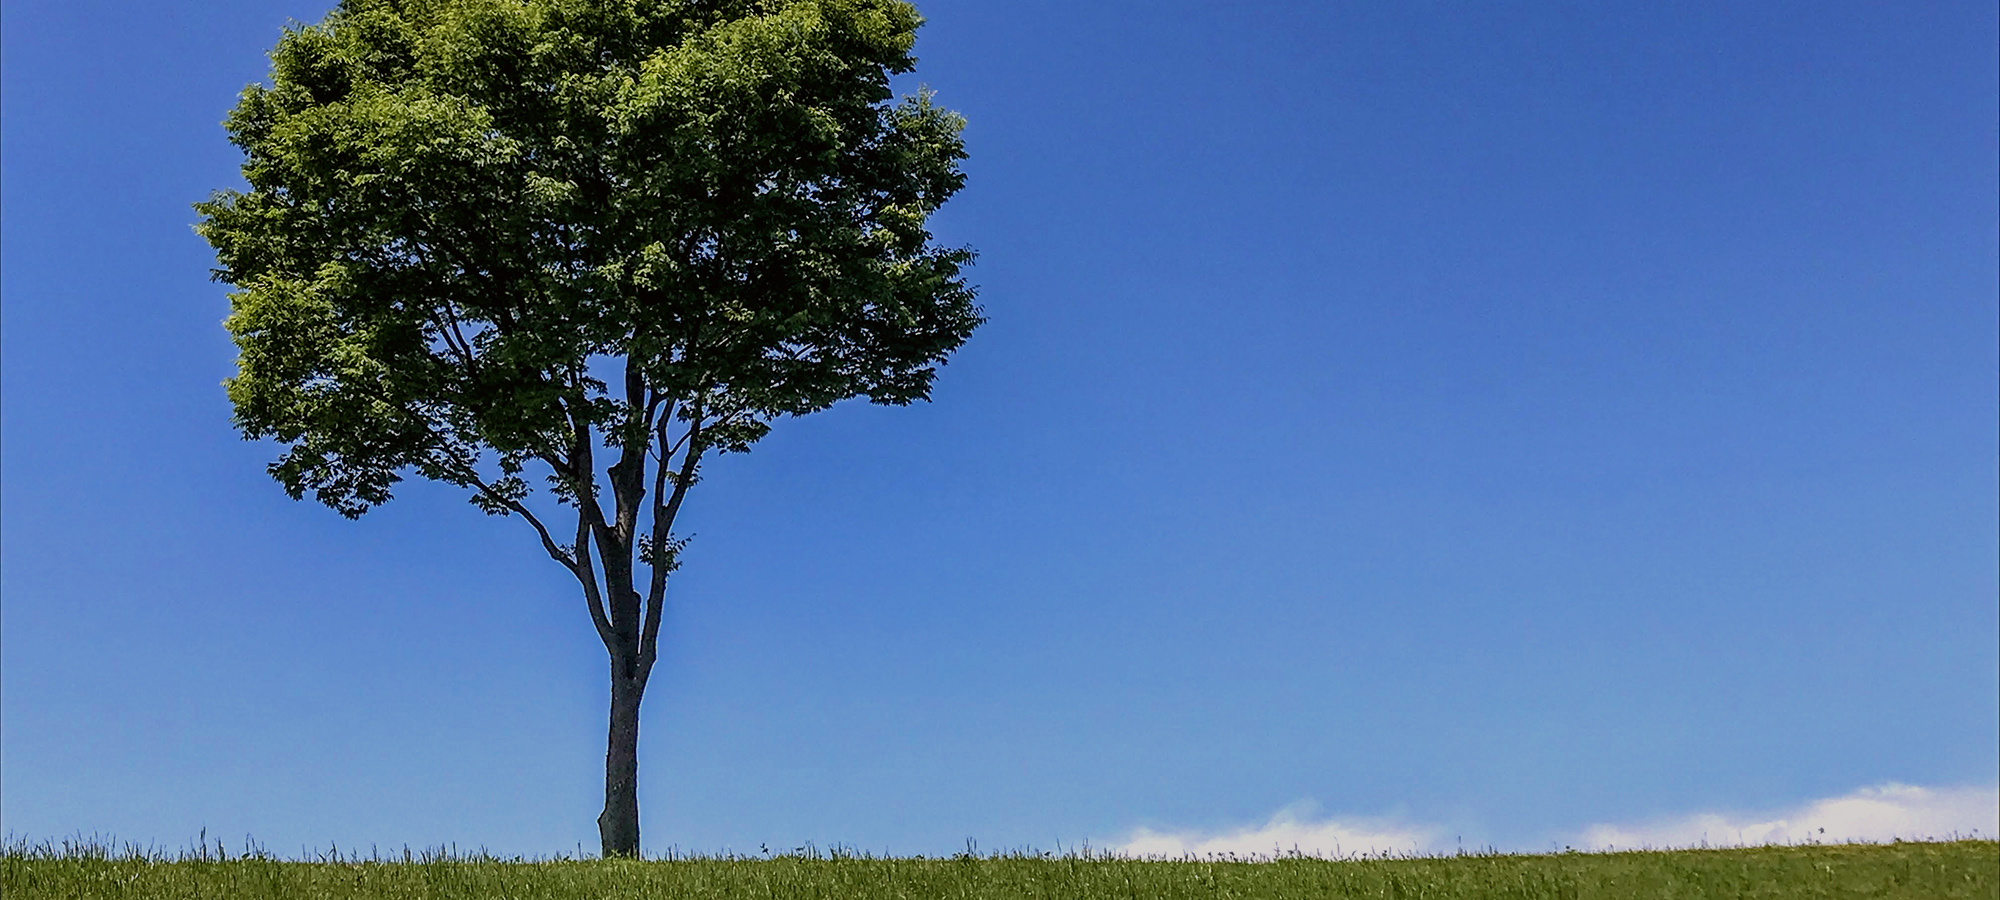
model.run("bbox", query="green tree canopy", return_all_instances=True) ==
[196,0,977,856]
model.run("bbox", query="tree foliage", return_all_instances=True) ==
[199,0,976,520]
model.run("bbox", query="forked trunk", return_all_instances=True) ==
[598,660,644,857]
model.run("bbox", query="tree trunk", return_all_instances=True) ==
[598,658,645,857]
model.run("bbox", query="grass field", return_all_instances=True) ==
[4,837,1993,898]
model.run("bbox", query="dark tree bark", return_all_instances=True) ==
[599,654,646,856]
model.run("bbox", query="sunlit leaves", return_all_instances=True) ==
[197,0,979,518]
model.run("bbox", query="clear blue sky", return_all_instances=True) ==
[4,0,1995,857]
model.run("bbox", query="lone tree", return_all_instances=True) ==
[196,0,977,857]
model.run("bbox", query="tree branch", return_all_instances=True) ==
[557,388,611,533]
[429,450,621,653]
[418,445,576,567]
[532,392,614,652]
[429,291,479,372]
[638,412,704,679]
[569,416,642,653]
[572,503,615,650]
[608,355,652,545]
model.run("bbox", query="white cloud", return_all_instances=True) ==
[1112,803,1439,859]
[1109,784,1999,859]
[1575,783,2000,850]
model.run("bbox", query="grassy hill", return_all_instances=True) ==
[5,837,1994,898]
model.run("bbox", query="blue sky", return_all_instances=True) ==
[3,0,1995,857]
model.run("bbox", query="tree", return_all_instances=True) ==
[195,0,977,857]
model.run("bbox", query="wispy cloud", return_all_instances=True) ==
[1113,803,1439,859]
[1110,784,1998,859]
[1575,783,1999,850]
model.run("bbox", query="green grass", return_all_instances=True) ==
[4,837,1994,899]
